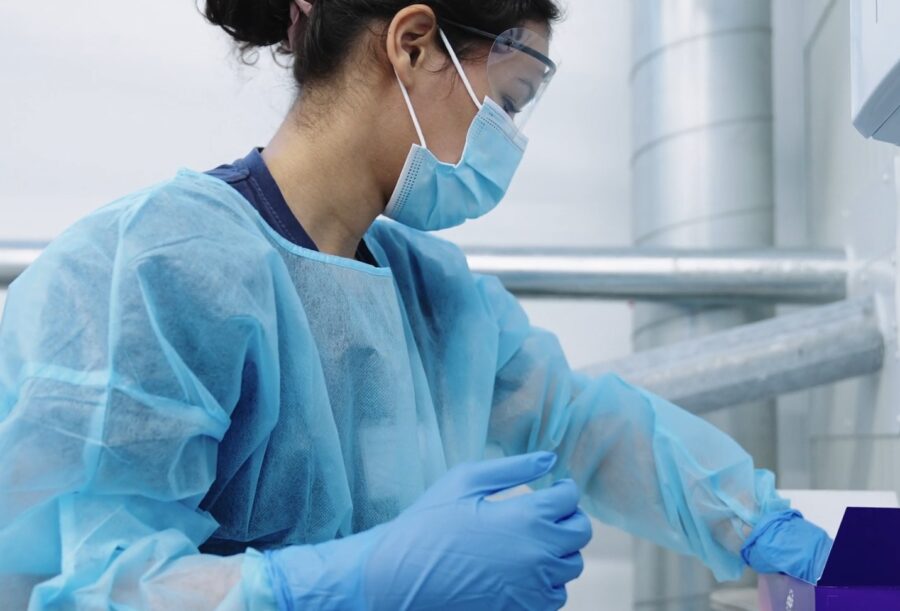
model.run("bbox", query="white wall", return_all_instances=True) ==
[772,0,900,495]
[801,0,900,494]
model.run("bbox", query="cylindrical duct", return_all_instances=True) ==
[630,1,775,609]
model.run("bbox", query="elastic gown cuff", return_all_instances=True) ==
[242,549,282,611]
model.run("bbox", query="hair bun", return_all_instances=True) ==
[204,0,292,49]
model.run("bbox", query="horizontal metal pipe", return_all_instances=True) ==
[586,297,885,413]
[466,247,848,303]
[0,244,44,287]
[2,243,850,304]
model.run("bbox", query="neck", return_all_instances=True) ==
[262,101,385,259]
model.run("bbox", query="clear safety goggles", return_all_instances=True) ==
[442,20,558,129]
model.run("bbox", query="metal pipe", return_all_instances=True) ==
[2,243,850,305]
[587,297,885,414]
[0,243,43,287]
[466,247,847,303]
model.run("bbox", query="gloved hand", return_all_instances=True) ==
[265,451,592,611]
[741,510,833,584]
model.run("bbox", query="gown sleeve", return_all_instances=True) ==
[477,273,790,582]
[0,192,282,609]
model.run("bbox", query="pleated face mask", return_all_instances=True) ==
[383,29,529,232]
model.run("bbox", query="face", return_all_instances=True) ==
[482,24,552,122]
[385,9,550,166]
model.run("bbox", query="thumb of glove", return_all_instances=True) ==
[429,452,558,502]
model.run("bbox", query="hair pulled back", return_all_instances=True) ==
[203,0,561,86]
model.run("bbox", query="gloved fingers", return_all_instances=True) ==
[526,478,580,521]
[452,452,557,499]
[543,509,593,556]
[543,552,585,587]
[548,584,569,610]
[505,584,568,611]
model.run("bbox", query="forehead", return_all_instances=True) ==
[520,19,552,46]
[490,27,552,75]
[497,21,551,57]
[520,19,551,38]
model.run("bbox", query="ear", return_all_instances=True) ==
[385,5,441,89]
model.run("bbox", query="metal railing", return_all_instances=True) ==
[0,243,44,287]
[466,247,848,303]
[3,243,850,305]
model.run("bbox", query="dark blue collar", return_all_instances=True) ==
[206,149,378,265]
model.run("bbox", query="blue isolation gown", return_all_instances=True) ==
[0,169,788,609]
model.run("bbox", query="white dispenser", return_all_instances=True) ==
[851,0,900,145]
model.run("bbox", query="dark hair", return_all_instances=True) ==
[203,0,561,86]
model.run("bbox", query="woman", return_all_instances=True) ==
[0,1,831,609]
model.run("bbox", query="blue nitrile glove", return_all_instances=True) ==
[741,510,834,584]
[265,451,592,611]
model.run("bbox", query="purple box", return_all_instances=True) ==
[758,507,900,610]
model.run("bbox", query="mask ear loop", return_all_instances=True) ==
[394,27,482,150]
[394,71,428,149]
[438,29,483,111]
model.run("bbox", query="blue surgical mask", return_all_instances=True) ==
[384,30,529,232]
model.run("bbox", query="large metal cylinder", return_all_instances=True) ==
[630,1,775,608]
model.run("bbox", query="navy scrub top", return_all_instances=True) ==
[206,149,378,266]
